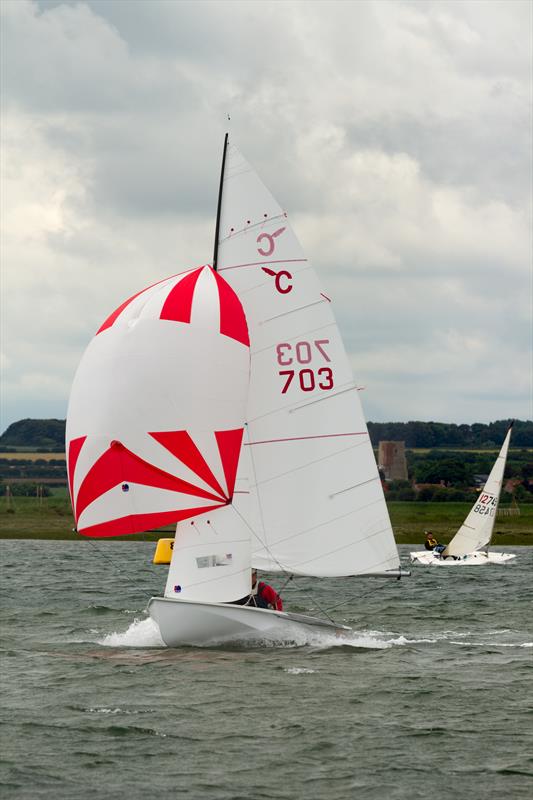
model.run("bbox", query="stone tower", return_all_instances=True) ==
[378,441,408,481]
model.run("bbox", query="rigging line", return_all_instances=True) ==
[229,458,291,581]
[229,506,345,627]
[229,506,354,627]
[231,494,288,577]
[323,579,394,616]
[283,578,340,625]
[81,536,145,590]
[238,426,268,556]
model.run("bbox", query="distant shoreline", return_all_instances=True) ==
[0,531,530,546]
[1,499,531,545]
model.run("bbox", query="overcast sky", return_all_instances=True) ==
[1,0,531,433]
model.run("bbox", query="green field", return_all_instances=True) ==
[0,496,531,545]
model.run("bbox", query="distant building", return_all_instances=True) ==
[378,441,408,481]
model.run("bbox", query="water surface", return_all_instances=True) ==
[1,541,532,799]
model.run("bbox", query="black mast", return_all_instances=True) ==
[212,133,229,272]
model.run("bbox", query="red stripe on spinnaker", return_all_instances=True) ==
[96,268,202,334]
[150,430,226,499]
[215,428,244,499]
[67,436,86,506]
[160,267,203,323]
[78,504,225,538]
[75,440,224,522]
[212,269,250,347]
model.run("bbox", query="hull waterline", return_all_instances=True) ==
[148,596,350,647]
[409,550,516,566]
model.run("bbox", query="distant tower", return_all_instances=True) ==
[378,441,408,481]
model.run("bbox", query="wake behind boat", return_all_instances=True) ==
[66,135,408,646]
[410,423,516,566]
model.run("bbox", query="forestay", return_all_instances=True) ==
[217,143,400,577]
[444,425,513,557]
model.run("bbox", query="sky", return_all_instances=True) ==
[1,0,531,433]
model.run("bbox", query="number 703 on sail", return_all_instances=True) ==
[275,338,334,394]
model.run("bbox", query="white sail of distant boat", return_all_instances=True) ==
[410,423,516,566]
[67,135,407,646]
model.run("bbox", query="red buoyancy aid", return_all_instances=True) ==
[258,582,283,611]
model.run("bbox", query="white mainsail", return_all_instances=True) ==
[217,143,400,577]
[443,425,513,557]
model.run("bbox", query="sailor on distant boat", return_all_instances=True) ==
[424,531,446,555]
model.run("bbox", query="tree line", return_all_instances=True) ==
[368,419,532,448]
[1,417,532,451]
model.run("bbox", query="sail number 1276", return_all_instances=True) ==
[276,339,334,394]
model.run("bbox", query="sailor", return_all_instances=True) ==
[424,531,439,550]
[232,570,283,610]
[250,569,283,611]
[424,531,446,555]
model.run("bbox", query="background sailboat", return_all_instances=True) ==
[67,136,407,646]
[410,423,516,565]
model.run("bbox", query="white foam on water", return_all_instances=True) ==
[98,616,165,648]
[87,707,122,714]
[449,640,533,648]
[227,628,395,650]
[86,707,153,714]
[285,667,318,674]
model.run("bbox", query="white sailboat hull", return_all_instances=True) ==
[148,596,350,647]
[409,550,516,566]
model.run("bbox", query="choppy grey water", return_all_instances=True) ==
[1,541,532,800]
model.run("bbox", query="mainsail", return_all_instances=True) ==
[443,424,513,557]
[216,142,400,577]
[66,266,250,545]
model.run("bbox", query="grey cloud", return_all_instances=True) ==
[1,0,530,431]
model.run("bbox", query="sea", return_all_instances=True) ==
[1,541,531,800]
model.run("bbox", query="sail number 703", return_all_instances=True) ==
[276,339,334,394]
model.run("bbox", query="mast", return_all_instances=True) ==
[212,133,229,272]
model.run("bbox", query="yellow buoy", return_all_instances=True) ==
[153,538,174,565]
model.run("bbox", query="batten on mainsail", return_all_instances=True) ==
[216,141,401,578]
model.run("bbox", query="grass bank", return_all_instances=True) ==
[0,497,531,545]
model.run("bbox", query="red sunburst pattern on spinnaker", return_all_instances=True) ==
[94,266,249,347]
[68,427,245,537]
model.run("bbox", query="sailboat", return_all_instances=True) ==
[410,423,516,566]
[66,135,407,646]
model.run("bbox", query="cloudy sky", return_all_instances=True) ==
[1,0,531,433]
